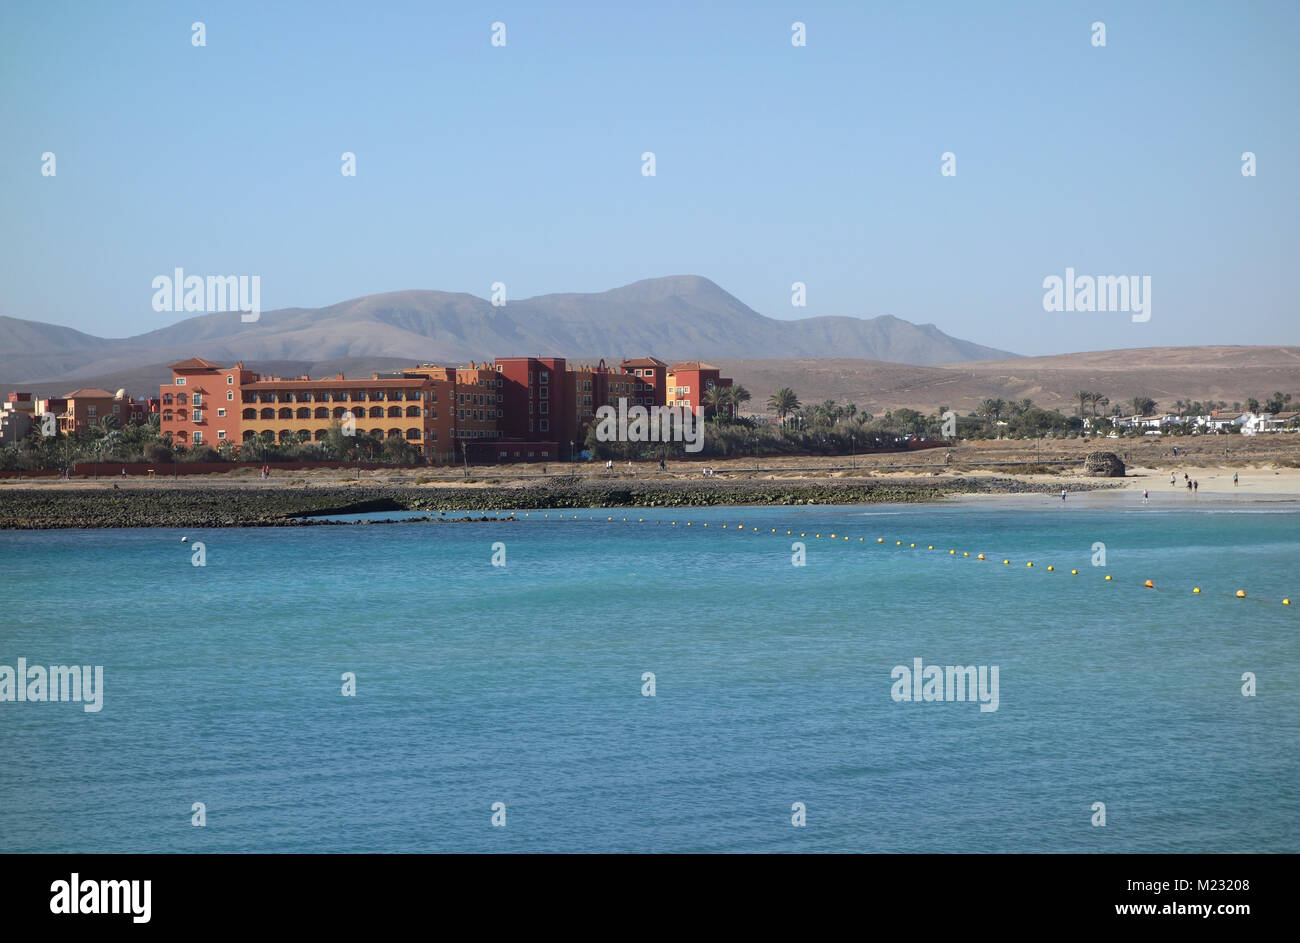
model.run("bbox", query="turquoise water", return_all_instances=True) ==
[2,499,1297,853]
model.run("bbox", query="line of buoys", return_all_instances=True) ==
[561,514,1293,605]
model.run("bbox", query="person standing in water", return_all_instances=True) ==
[1194,480,1199,493]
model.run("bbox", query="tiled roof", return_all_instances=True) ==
[168,357,224,370]
[63,388,116,398]
[243,378,430,389]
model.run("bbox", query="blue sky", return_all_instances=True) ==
[1,0,1296,355]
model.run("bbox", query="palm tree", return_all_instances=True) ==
[702,385,734,424]
[730,385,752,416]
[977,398,1005,424]
[1130,396,1157,417]
[1075,390,1091,418]
[767,388,799,427]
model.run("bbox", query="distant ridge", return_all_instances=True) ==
[0,275,1016,388]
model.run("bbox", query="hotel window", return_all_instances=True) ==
[217,429,226,439]
[539,372,548,384]
[192,393,202,405]
[193,410,202,422]
[227,375,234,384]
[540,387,548,399]
[635,369,643,376]
[176,377,186,385]
[217,408,226,417]
[88,405,97,416]
[113,404,120,413]
[193,431,202,443]
[539,420,549,432]
[539,402,548,414]
[644,369,654,378]
[226,391,234,401]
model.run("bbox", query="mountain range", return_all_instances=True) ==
[0,275,1015,391]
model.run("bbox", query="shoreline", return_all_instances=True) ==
[0,476,1126,530]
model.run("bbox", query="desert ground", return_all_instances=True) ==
[6,434,1299,499]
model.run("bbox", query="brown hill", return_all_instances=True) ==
[720,346,1300,416]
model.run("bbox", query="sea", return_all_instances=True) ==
[2,497,1297,852]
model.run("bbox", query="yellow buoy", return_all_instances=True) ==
[896,541,902,546]
[722,525,727,529]
[1003,559,1010,565]
[1192,587,1201,593]
[977,554,985,560]
[877,538,884,543]
[844,536,849,540]
[830,533,836,538]
[1283,599,1291,605]
[928,545,934,550]
[910,543,916,548]
[950,550,956,555]
[963,552,970,557]
[1047,566,1054,571]
[1026,562,1033,567]
[638,518,643,522]
[1236,590,1246,598]
[1104,575,1112,581]
[1144,580,1154,588]
[1071,569,1078,575]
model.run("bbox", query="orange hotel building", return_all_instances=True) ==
[160,357,452,459]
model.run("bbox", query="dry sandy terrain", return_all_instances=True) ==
[721,345,1300,415]
[8,434,1300,503]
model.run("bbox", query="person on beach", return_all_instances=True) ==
[1234,473,1239,486]
[1194,480,1198,492]
[1143,489,1149,500]
[1187,479,1193,491]
[1170,472,1176,485]
[1060,489,1067,501]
